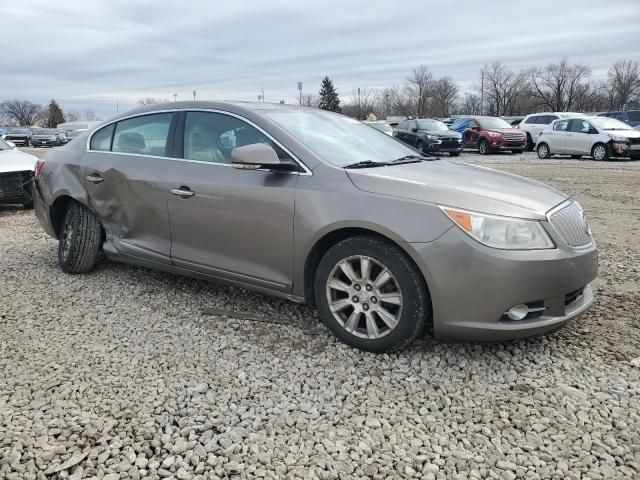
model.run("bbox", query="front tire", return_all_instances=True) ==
[537,142,551,159]
[478,139,490,155]
[449,151,461,157]
[592,143,609,161]
[512,149,525,154]
[416,140,425,153]
[58,202,102,274]
[315,236,429,353]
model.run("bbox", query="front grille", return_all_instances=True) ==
[629,137,640,145]
[0,171,32,199]
[548,201,592,248]
[503,133,525,141]
[565,288,585,306]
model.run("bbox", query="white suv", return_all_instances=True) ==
[519,112,584,150]
[536,116,640,161]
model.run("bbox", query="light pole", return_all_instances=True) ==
[173,93,178,102]
[480,69,484,116]
[193,90,196,101]
[261,88,265,102]
[297,82,303,105]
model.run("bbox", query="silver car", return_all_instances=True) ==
[34,102,598,352]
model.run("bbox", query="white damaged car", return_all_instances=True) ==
[0,138,39,208]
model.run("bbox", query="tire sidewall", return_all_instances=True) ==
[314,237,426,352]
[592,143,609,161]
[537,143,550,159]
[479,139,489,155]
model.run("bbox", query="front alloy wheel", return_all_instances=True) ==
[592,143,609,161]
[315,236,429,352]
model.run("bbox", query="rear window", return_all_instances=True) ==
[524,116,539,124]
[554,120,569,131]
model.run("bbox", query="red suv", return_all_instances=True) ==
[451,116,527,154]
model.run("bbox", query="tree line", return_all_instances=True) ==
[0,99,97,127]
[306,58,640,119]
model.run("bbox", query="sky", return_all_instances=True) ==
[1,0,639,119]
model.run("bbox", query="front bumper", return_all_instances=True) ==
[487,137,527,150]
[411,226,598,341]
[31,139,57,147]
[426,139,464,153]
[5,138,29,145]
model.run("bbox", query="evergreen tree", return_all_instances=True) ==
[318,77,341,112]
[45,99,66,128]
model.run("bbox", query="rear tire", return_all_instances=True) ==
[591,143,609,161]
[449,152,461,157]
[537,142,551,159]
[314,236,429,353]
[478,139,490,155]
[58,202,102,274]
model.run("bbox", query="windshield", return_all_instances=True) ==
[0,138,12,151]
[478,118,512,129]
[417,120,448,132]
[33,129,56,135]
[9,128,31,134]
[590,117,631,130]
[368,122,393,133]
[263,110,419,167]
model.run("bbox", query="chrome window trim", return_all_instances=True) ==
[86,108,312,176]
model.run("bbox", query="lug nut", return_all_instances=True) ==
[363,304,369,311]
[354,284,361,291]
[365,284,372,291]
[371,297,377,304]
[352,296,359,303]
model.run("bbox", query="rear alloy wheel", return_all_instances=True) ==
[58,202,103,274]
[478,139,490,155]
[537,142,551,159]
[592,143,609,161]
[315,236,428,352]
[416,140,425,153]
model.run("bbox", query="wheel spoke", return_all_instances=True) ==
[376,307,399,330]
[360,256,372,282]
[379,292,402,305]
[373,269,392,288]
[364,312,380,339]
[327,278,350,292]
[344,311,359,332]
[329,298,351,313]
[339,260,359,283]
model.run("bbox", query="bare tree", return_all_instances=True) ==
[300,93,319,107]
[344,87,378,120]
[431,76,458,117]
[457,93,482,115]
[65,111,81,122]
[528,58,591,112]
[403,65,433,118]
[85,109,97,121]
[138,97,170,106]
[480,62,527,116]
[607,60,640,110]
[0,100,43,126]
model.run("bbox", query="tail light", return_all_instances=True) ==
[35,159,45,177]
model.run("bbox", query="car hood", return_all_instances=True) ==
[605,129,640,139]
[0,148,38,173]
[419,129,461,138]
[489,128,525,135]
[6,133,30,137]
[346,160,567,220]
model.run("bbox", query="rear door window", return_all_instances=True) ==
[112,113,173,157]
[524,115,539,124]
[569,119,591,133]
[554,120,569,132]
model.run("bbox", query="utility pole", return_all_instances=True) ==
[261,88,265,102]
[193,90,196,101]
[116,102,119,113]
[480,69,484,116]
[297,82,303,105]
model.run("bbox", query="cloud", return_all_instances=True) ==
[1,0,639,119]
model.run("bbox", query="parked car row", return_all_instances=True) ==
[0,137,38,208]
[0,127,89,147]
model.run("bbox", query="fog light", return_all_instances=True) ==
[506,304,529,321]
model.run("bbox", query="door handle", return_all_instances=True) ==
[171,187,196,198]
[86,174,104,184]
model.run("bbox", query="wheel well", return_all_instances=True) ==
[50,196,105,245]
[303,228,431,308]
[50,196,74,238]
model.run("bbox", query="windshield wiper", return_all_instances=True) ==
[391,154,437,163]
[343,160,389,169]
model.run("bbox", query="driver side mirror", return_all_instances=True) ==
[231,143,294,171]
[411,127,418,133]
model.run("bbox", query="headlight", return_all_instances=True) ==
[487,131,502,137]
[425,134,438,140]
[440,207,555,250]
[608,134,628,143]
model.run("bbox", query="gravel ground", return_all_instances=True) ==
[1,149,639,479]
